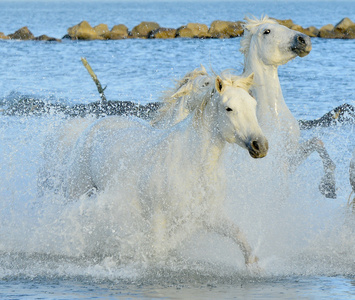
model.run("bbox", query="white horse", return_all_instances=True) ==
[152,15,336,198]
[64,73,268,267]
[240,15,335,198]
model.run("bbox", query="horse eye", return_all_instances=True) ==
[263,29,271,35]
[226,107,233,112]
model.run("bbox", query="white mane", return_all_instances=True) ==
[218,70,255,90]
[152,67,253,127]
[151,65,210,126]
[240,15,278,56]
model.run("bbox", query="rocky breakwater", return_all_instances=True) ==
[63,17,355,40]
[0,26,61,42]
[318,17,355,39]
[64,20,129,40]
[0,17,354,42]
[63,20,245,40]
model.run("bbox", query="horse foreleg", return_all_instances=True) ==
[290,137,336,198]
[204,215,258,266]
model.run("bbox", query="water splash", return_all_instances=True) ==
[0,114,355,283]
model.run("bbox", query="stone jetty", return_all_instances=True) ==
[0,26,61,42]
[0,17,354,41]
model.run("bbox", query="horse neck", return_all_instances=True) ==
[191,100,226,173]
[153,97,189,128]
[243,50,300,146]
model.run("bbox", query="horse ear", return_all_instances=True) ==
[215,76,224,93]
[245,73,254,89]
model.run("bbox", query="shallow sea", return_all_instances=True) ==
[0,0,355,299]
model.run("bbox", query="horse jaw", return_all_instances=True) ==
[218,87,269,159]
[290,33,312,58]
[225,132,268,159]
[246,137,269,158]
[246,23,312,67]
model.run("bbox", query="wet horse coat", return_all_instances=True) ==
[64,73,268,267]
[151,16,336,198]
[240,16,335,197]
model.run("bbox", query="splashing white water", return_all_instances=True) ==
[0,115,354,282]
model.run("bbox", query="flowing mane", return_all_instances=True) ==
[151,65,211,126]
[240,15,278,56]
[152,67,254,127]
[219,70,255,91]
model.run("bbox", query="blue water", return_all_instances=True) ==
[0,0,355,299]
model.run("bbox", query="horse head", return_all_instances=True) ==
[241,16,312,66]
[213,73,268,159]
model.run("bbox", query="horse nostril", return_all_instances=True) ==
[252,140,260,151]
[248,139,268,159]
[298,35,306,44]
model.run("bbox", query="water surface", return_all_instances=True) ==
[0,1,355,299]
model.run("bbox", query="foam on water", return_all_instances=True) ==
[0,113,355,283]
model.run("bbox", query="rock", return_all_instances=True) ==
[318,30,343,39]
[175,26,194,38]
[320,24,335,32]
[290,24,304,33]
[149,27,176,39]
[273,18,295,28]
[8,27,34,40]
[209,20,244,38]
[67,21,103,40]
[318,24,344,39]
[34,35,61,42]
[291,24,318,37]
[273,18,319,37]
[306,26,320,37]
[94,23,110,39]
[344,26,355,39]
[130,22,160,38]
[273,18,320,38]
[316,20,355,39]
[109,24,129,39]
[0,32,10,39]
[334,17,355,39]
[334,17,355,33]
[186,23,210,38]
[176,23,211,38]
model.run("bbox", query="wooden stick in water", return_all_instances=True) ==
[81,57,107,104]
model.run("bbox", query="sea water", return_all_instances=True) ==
[0,0,355,299]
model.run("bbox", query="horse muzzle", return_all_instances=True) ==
[291,33,312,57]
[247,137,269,159]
